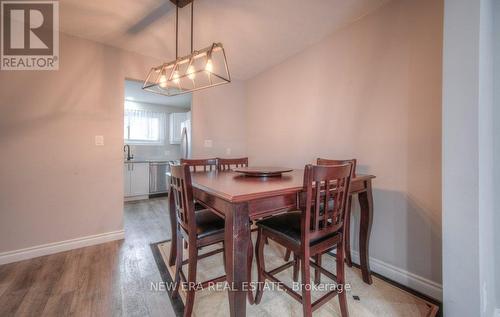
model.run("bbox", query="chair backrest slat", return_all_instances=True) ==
[314,180,321,231]
[217,157,248,171]
[170,164,196,233]
[180,158,218,172]
[302,164,353,244]
[323,179,330,229]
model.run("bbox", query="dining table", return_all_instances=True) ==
[167,169,375,317]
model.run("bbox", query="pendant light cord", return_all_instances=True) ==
[175,4,179,59]
[191,0,194,54]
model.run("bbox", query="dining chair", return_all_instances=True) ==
[284,158,357,271]
[176,159,216,249]
[254,163,353,317]
[170,164,227,317]
[217,157,248,171]
[317,158,357,177]
[180,158,218,212]
[180,158,218,172]
[316,158,356,269]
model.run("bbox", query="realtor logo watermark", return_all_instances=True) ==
[1,0,59,70]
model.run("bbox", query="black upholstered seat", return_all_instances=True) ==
[194,202,206,211]
[195,209,225,239]
[256,211,339,246]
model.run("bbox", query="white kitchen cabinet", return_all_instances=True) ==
[124,162,149,198]
[169,112,187,144]
[124,163,132,196]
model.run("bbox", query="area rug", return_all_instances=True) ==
[151,238,439,317]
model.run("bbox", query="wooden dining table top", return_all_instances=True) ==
[191,169,375,203]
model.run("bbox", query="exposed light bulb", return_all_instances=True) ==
[159,74,167,88]
[187,65,195,80]
[172,70,180,84]
[205,59,213,72]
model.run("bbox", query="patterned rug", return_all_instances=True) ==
[151,238,439,317]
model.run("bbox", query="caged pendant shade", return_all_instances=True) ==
[142,1,230,97]
[143,43,230,96]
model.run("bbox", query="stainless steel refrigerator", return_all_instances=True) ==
[180,118,191,159]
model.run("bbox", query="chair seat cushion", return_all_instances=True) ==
[195,209,225,239]
[194,201,206,211]
[256,211,339,246]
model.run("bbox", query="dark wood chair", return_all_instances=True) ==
[284,158,357,270]
[317,158,357,177]
[170,164,226,317]
[180,158,218,172]
[217,157,248,171]
[254,163,353,317]
[180,158,218,212]
[316,158,356,268]
[177,158,219,249]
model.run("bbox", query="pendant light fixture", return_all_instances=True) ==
[142,0,231,96]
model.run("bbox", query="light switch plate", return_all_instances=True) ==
[204,140,213,148]
[226,148,231,155]
[95,135,104,146]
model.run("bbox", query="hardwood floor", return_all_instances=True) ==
[0,197,176,317]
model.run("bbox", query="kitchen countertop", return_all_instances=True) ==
[124,159,178,164]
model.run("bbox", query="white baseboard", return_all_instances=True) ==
[350,250,442,301]
[0,230,125,265]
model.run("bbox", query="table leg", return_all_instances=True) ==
[168,187,177,267]
[225,202,250,317]
[344,195,353,267]
[358,180,374,284]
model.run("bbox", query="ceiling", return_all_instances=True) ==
[60,0,390,80]
[125,79,191,107]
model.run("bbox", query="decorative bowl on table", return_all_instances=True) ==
[233,167,293,177]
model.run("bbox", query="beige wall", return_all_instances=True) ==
[191,81,247,158]
[0,33,160,254]
[246,0,443,294]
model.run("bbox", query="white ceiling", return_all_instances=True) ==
[60,0,390,80]
[125,79,191,107]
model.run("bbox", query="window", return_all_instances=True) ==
[124,109,166,145]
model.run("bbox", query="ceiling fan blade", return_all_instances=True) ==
[127,1,173,35]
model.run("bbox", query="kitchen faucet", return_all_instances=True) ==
[124,144,133,161]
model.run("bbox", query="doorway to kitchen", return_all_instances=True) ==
[123,79,192,202]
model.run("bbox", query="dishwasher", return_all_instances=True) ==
[149,161,173,195]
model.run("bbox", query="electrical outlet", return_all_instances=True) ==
[204,140,213,148]
[226,148,231,155]
[95,135,104,146]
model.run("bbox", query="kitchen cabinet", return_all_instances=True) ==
[124,162,149,198]
[124,164,131,195]
[169,112,187,144]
